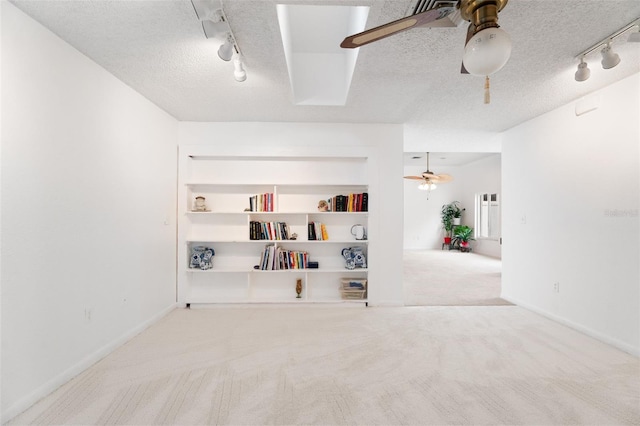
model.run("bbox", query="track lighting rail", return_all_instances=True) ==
[574,18,639,58]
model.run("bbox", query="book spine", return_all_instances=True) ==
[320,223,328,240]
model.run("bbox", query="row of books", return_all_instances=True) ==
[249,193,274,212]
[249,221,290,240]
[326,193,368,212]
[259,244,309,270]
[308,222,328,241]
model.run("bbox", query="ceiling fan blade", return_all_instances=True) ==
[404,176,425,180]
[460,23,475,74]
[422,172,438,179]
[341,6,454,49]
[435,174,454,183]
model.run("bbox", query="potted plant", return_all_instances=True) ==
[440,201,462,244]
[452,203,465,225]
[453,225,475,252]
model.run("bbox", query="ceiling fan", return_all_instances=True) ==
[341,0,511,101]
[404,153,453,194]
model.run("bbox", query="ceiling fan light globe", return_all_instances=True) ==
[418,183,437,191]
[462,27,512,76]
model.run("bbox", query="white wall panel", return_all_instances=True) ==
[502,73,639,355]
[178,122,404,306]
[1,3,178,420]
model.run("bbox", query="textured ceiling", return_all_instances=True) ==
[9,0,640,132]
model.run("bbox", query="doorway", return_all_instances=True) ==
[402,152,508,306]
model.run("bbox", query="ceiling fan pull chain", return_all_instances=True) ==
[484,76,491,104]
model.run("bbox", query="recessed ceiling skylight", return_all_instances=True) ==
[276,4,369,106]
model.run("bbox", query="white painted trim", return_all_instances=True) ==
[502,295,639,357]
[2,304,178,423]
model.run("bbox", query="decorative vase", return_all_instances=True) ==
[296,279,302,298]
[453,218,461,225]
[444,237,452,244]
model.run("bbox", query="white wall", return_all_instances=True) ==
[1,2,178,420]
[402,125,501,254]
[178,122,404,306]
[403,155,501,258]
[404,126,501,153]
[454,154,502,258]
[403,165,463,250]
[502,73,639,355]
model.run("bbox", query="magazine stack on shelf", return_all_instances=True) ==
[340,278,367,299]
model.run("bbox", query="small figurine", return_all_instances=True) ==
[318,200,329,212]
[193,196,209,212]
[296,279,302,298]
[290,233,298,240]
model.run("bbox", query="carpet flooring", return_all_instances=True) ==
[403,250,511,306]
[10,306,640,425]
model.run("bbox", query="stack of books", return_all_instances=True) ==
[307,222,328,240]
[325,193,368,212]
[249,221,290,240]
[259,244,308,270]
[249,193,274,212]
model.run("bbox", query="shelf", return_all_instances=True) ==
[187,299,368,305]
[178,152,370,306]
[185,211,368,216]
[188,155,367,163]
[251,268,368,273]
[186,239,368,244]
[186,268,248,273]
[186,268,368,273]
[185,182,367,188]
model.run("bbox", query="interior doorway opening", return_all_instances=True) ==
[402,152,507,306]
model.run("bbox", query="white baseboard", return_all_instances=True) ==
[502,295,639,357]
[2,303,178,423]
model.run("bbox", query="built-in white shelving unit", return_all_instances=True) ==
[177,149,372,307]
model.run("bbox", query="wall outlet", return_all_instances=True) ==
[520,215,527,225]
[84,308,92,323]
[553,282,560,293]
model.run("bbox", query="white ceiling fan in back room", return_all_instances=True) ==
[404,153,453,199]
[341,0,512,104]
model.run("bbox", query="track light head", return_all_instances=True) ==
[233,58,247,82]
[218,39,234,61]
[574,58,590,82]
[202,20,230,40]
[600,43,621,69]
